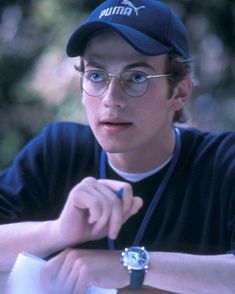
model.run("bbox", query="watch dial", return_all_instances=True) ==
[123,247,149,269]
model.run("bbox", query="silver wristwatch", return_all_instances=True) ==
[121,246,149,289]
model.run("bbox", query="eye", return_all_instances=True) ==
[130,72,148,83]
[85,71,106,82]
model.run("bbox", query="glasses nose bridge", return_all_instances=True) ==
[104,73,124,95]
[108,73,124,84]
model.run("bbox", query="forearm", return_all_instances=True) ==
[146,252,235,294]
[0,221,67,271]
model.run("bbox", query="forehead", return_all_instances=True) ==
[82,30,167,70]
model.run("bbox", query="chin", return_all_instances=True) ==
[100,142,130,154]
[95,131,134,153]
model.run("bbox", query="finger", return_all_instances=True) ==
[54,250,78,292]
[74,274,86,294]
[60,254,88,294]
[40,251,67,291]
[74,177,115,225]
[71,259,90,294]
[108,198,123,239]
[71,187,104,224]
[93,182,124,235]
[98,179,133,215]
[88,183,115,230]
[123,196,143,222]
[59,263,78,294]
[89,194,112,232]
[71,179,122,237]
[118,184,133,217]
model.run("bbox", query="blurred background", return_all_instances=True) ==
[0,0,235,169]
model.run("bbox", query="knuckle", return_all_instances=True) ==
[91,198,100,207]
[63,248,73,255]
[64,248,78,263]
[74,257,89,274]
[70,177,97,196]
[122,182,133,194]
[80,262,89,275]
[81,177,97,185]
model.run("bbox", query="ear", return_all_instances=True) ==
[170,76,192,112]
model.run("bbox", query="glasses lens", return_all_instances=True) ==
[81,70,149,97]
[121,71,149,97]
[82,70,108,96]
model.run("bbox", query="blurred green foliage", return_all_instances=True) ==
[0,0,235,169]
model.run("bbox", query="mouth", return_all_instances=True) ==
[99,120,133,132]
[101,121,132,126]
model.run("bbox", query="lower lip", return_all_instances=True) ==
[101,123,132,133]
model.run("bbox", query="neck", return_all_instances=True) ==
[106,128,176,173]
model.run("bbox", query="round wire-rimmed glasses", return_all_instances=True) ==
[74,66,173,97]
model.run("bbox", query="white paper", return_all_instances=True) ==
[8,252,117,294]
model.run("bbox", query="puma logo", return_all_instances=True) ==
[99,0,146,19]
[121,0,145,16]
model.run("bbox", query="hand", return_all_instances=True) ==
[41,248,128,294]
[50,177,143,247]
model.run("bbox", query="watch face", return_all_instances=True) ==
[122,246,149,270]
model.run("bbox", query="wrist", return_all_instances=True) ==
[43,220,74,254]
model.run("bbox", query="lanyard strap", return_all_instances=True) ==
[99,127,181,250]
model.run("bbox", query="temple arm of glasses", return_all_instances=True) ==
[74,64,83,74]
[146,74,173,79]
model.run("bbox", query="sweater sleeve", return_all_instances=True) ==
[215,132,235,253]
[0,122,97,224]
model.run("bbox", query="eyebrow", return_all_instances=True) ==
[84,58,157,72]
[124,62,156,71]
[85,60,105,70]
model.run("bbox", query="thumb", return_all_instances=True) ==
[123,196,143,222]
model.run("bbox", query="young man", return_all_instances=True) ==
[0,0,235,293]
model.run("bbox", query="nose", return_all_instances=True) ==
[102,76,127,108]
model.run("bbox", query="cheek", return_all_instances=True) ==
[82,97,100,130]
[82,96,99,116]
[137,93,171,118]
[133,94,173,129]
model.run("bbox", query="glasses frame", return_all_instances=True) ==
[74,65,173,97]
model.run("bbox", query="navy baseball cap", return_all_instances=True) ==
[66,0,190,59]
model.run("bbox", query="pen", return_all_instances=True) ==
[115,187,124,198]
